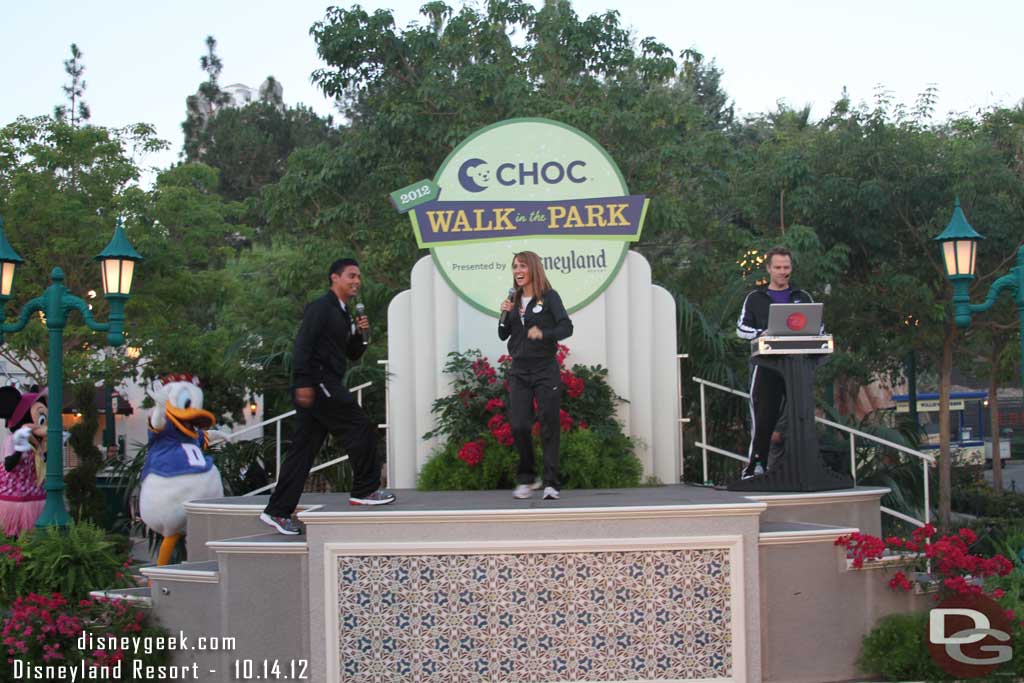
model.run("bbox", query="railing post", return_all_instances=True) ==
[923,459,931,525]
[275,419,282,482]
[849,432,856,485]
[700,381,709,484]
[677,354,684,481]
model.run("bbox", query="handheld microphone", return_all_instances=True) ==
[498,288,515,328]
[355,303,369,345]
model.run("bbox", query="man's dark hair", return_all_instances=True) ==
[764,246,793,267]
[328,258,359,284]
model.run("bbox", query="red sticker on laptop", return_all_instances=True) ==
[786,313,807,331]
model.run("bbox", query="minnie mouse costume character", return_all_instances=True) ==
[0,386,48,536]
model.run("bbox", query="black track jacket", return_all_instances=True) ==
[498,288,573,367]
[291,291,366,390]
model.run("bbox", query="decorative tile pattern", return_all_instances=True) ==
[336,548,732,682]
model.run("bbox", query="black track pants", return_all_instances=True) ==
[749,365,786,466]
[507,361,562,489]
[265,384,379,516]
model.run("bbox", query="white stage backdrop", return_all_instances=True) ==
[386,250,679,488]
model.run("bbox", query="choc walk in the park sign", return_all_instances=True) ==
[391,118,649,313]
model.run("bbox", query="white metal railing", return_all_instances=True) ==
[676,354,690,477]
[236,381,374,497]
[690,376,933,527]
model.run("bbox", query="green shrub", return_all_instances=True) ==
[418,428,642,491]
[561,428,641,489]
[65,383,109,526]
[0,521,134,606]
[418,436,520,490]
[954,482,1024,518]
[858,612,950,681]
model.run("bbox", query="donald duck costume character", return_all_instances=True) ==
[140,374,225,565]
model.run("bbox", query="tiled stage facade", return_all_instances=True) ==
[335,546,733,682]
[141,485,925,683]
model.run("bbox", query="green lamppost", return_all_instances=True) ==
[934,198,1023,392]
[0,216,142,527]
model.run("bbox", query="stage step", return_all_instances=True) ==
[140,559,220,584]
[206,531,309,553]
[88,586,153,607]
[758,520,859,545]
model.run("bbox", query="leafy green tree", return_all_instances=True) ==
[122,162,254,421]
[0,115,165,386]
[187,100,335,203]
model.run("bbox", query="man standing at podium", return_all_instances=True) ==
[736,246,814,478]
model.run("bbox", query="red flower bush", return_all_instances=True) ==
[425,347,630,478]
[1,592,169,673]
[491,421,513,446]
[836,525,1014,601]
[560,369,585,399]
[458,440,485,467]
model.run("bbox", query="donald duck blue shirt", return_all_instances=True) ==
[142,421,213,480]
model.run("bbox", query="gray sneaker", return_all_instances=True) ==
[543,486,560,500]
[513,484,532,499]
[349,489,397,506]
[259,512,302,535]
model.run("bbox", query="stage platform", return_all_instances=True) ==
[135,485,924,683]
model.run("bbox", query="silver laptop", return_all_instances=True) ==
[765,303,823,336]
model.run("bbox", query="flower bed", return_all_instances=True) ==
[418,346,641,490]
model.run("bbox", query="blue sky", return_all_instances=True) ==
[3,0,1021,182]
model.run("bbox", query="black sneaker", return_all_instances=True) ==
[259,512,302,535]
[741,460,764,480]
[349,489,397,506]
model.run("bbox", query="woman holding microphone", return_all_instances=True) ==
[498,251,573,500]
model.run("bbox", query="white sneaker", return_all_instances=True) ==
[529,479,543,490]
[513,484,532,499]
[543,486,560,500]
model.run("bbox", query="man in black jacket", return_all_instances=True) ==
[735,246,813,479]
[260,259,394,535]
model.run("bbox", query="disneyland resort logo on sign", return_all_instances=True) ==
[391,118,649,313]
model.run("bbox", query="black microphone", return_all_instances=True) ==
[355,303,369,345]
[498,288,515,328]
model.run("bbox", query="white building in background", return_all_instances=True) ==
[0,356,264,468]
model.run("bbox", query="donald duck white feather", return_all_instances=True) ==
[140,374,227,565]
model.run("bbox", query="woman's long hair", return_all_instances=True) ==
[511,251,552,310]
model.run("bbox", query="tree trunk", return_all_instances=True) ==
[779,188,786,235]
[938,322,957,530]
[990,335,1004,495]
[990,373,1002,495]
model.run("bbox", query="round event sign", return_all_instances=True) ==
[393,118,648,315]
